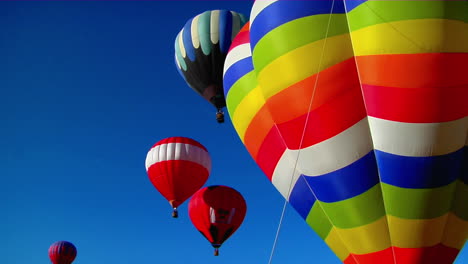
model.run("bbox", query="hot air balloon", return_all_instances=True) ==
[224,1,468,263]
[174,10,248,123]
[188,185,247,256]
[48,241,77,264]
[145,137,211,218]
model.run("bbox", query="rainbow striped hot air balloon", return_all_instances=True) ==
[224,1,467,263]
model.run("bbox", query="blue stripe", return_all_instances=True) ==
[223,57,254,96]
[218,10,232,54]
[251,0,346,48]
[289,176,317,219]
[344,0,367,12]
[376,148,464,189]
[182,18,196,61]
[303,151,380,203]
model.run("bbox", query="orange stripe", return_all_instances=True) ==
[275,81,366,149]
[243,105,275,159]
[265,58,361,124]
[356,53,468,89]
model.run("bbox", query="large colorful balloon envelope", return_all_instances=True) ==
[224,1,467,263]
[48,241,77,264]
[188,185,247,256]
[174,10,248,123]
[145,137,211,218]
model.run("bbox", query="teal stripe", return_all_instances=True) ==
[198,11,212,56]
[174,33,187,71]
[347,1,468,32]
[239,13,248,26]
[252,13,350,74]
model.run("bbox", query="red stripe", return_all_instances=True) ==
[358,53,468,123]
[362,83,467,123]
[346,244,460,264]
[255,126,287,181]
[152,136,207,151]
[275,83,366,149]
[229,23,250,52]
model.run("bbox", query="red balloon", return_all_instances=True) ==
[188,185,247,256]
[48,241,77,264]
[145,137,211,217]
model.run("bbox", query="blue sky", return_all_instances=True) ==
[2,1,466,264]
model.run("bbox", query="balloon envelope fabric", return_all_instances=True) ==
[224,1,468,263]
[224,22,356,263]
[175,10,247,110]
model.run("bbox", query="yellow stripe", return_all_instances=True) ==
[230,86,265,141]
[350,19,468,56]
[256,33,354,100]
[325,227,351,261]
[178,30,186,58]
[326,213,467,255]
[441,213,468,250]
[336,216,391,254]
[387,214,447,248]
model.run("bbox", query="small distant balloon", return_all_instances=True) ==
[188,185,247,256]
[48,241,77,264]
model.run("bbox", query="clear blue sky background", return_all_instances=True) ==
[2,1,466,264]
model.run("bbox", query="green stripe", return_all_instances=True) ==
[226,71,257,115]
[347,1,468,32]
[451,180,468,220]
[319,184,385,229]
[198,11,212,56]
[306,202,333,240]
[174,34,187,71]
[382,182,455,220]
[252,13,350,74]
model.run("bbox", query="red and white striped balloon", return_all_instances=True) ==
[145,137,211,217]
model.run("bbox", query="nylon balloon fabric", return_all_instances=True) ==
[223,22,356,263]
[224,1,468,263]
[188,185,247,255]
[174,10,247,110]
[48,241,77,264]
[145,137,211,214]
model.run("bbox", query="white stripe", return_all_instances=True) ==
[251,0,278,26]
[369,116,468,157]
[210,10,220,44]
[177,30,186,58]
[271,118,373,199]
[271,151,302,200]
[231,11,241,41]
[145,143,211,173]
[175,54,182,70]
[191,15,200,49]
[223,43,251,76]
